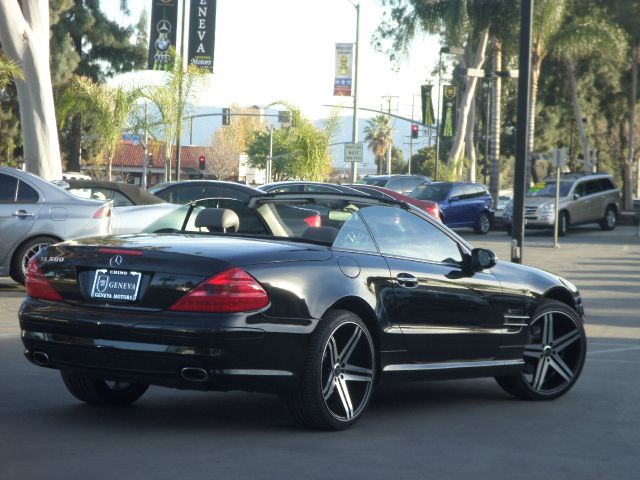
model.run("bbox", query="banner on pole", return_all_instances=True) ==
[147,0,179,71]
[441,85,457,137]
[421,85,434,126]
[333,43,353,96]
[188,0,217,72]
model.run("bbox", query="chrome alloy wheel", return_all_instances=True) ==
[21,242,51,275]
[320,321,374,421]
[478,214,490,233]
[522,310,584,395]
[605,208,616,228]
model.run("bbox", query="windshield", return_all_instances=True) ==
[409,183,450,202]
[529,181,573,197]
[360,177,388,187]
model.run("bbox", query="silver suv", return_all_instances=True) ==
[503,173,621,236]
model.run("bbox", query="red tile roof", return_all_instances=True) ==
[111,142,213,170]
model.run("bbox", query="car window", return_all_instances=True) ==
[219,185,252,202]
[573,183,586,198]
[265,185,297,193]
[306,184,340,193]
[112,191,134,207]
[16,181,39,203]
[361,177,388,187]
[0,173,18,203]
[409,183,450,202]
[402,177,424,192]
[175,185,219,203]
[584,180,602,196]
[143,204,192,232]
[449,184,465,199]
[530,181,574,197]
[385,178,403,191]
[360,206,462,264]
[332,211,377,253]
[598,178,615,191]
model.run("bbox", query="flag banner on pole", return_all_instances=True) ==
[421,85,434,126]
[441,85,457,137]
[333,43,353,96]
[147,0,179,70]
[188,0,217,72]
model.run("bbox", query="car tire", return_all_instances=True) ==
[61,371,149,406]
[558,211,569,237]
[495,299,586,400]
[599,206,617,231]
[473,212,491,234]
[285,309,376,430]
[10,235,58,285]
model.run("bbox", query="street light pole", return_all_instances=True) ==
[435,49,443,181]
[349,1,361,183]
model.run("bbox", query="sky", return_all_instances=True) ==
[103,0,443,168]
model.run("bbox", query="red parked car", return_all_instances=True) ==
[347,184,441,221]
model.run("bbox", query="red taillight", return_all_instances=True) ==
[428,205,442,222]
[25,257,63,302]
[168,267,269,313]
[93,205,111,218]
[304,214,321,228]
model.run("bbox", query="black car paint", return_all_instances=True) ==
[20,220,581,395]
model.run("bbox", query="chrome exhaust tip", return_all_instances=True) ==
[180,367,208,382]
[32,351,50,366]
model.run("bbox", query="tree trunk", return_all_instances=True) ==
[0,0,62,180]
[67,113,82,172]
[565,59,590,170]
[527,53,541,185]
[630,42,638,206]
[164,143,172,182]
[465,97,476,182]
[447,28,489,170]
[489,37,502,206]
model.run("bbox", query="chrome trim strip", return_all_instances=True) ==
[504,314,530,320]
[221,369,293,377]
[390,326,505,335]
[22,330,222,357]
[383,359,525,372]
[503,323,528,327]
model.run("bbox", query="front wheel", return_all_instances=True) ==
[600,206,617,231]
[474,212,491,234]
[285,310,376,430]
[495,300,586,400]
[61,371,149,406]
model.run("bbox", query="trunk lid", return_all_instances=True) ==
[38,234,331,310]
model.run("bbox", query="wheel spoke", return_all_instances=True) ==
[323,373,336,400]
[341,363,373,383]
[327,336,338,367]
[542,313,554,345]
[335,377,354,419]
[524,344,543,359]
[532,358,550,390]
[553,329,580,353]
[338,327,362,364]
[550,354,574,383]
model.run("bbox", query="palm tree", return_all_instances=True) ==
[57,75,141,180]
[363,115,393,174]
[0,54,23,162]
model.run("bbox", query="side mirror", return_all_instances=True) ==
[573,194,580,200]
[471,248,497,271]
[449,195,460,202]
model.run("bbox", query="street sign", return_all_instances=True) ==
[344,143,363,163]
[550,148,566,169]
[278,110,291,123]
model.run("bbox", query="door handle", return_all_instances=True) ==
[12,210,35,218]
[396,273,419,289]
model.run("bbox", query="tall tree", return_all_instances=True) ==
[363,114,393,174]
[0,0,62,179]
[57,75,141,180]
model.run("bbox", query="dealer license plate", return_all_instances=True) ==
[90,269,142,302]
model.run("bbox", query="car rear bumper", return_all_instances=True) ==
[19,298,316,393]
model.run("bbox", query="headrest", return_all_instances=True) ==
[194,208,240,233]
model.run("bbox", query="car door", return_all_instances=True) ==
[568,182,590,224]
[582,179,604,221]
[360,206,504,363]
[0,173,42,265]
[441,184,468,227]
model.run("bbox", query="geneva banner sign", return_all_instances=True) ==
[147,0,178,71]
[188,0,217,72]
[333,43,353,96]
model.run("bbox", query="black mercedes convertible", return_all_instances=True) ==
[19,193,587,430]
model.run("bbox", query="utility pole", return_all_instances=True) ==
[174,0,187,181]
[382,95,398,175]
[409,95,415,174]
[350,2,361,183]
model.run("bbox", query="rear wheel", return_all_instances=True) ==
[600,206,617,231]
[474,212,491,234]
[285,309,375,430]
[10,235,58,284]
[495,300,586,400]
[61,371,149,406]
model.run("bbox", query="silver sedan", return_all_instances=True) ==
[0,167,112,284]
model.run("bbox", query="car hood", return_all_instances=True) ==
[490,260,578,297]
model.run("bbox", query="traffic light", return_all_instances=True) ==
[411,124,419,139]
[222,107,230,126]
[198,155,206,171]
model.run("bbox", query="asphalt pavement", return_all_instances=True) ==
[0,225,638,479]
